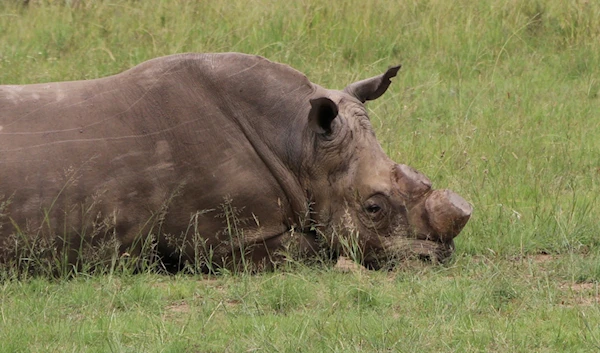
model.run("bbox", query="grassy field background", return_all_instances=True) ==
[1,0,600,351]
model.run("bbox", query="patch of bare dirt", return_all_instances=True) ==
[165,301,191,314]
[506,253,555,264]
[531,254,554,264]
[559,282,600,307]
[334,256,365,273]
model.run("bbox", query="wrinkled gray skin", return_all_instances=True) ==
[0,53,470,271]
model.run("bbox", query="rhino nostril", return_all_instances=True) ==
[425,189,472,242]
[418,253,433,262]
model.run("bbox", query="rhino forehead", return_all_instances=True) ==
[338,101,376,136]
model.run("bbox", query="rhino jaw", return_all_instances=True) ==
[425,189,472,243]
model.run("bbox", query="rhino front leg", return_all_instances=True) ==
[262,228,325,265]
[205,228,325,272]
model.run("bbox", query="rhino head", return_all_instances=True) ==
[303,66,472,268]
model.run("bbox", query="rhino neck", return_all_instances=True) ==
[189,58,314,227]
[226,100,310,224]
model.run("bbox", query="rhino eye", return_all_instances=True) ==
[365,204,382,214]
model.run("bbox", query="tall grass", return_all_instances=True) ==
[1,0,600,351]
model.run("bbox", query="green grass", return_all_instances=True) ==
[1,0,600,351]
[1,259,600,352]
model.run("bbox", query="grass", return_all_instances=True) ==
[1,258,600,352]
[1,0,600,351]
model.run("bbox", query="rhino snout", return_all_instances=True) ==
[424,189,472,242]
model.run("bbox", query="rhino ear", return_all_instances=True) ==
[308,97,339,135]
[343,65,401,103]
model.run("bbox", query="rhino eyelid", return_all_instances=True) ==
[365,204,381,214]
[366,191,391,201]
[364,193,390,211]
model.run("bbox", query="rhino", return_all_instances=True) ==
[0,53,471,272]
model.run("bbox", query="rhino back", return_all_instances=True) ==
[0,53,315,256]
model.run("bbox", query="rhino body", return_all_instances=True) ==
[0,53,471,271]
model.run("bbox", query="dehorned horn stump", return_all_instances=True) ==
[425,189,472,242]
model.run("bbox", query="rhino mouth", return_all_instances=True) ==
[408,237,455,262]
[363,236,455,270]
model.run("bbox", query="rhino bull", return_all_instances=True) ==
[0,53,471,271]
